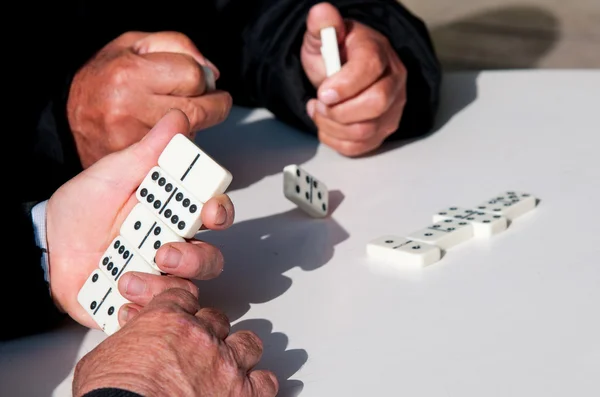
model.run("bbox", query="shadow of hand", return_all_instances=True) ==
[232,318,307,397]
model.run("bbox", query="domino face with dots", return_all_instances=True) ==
[366,235,441,267]
[407,218,474,250]
[158,134,232,203]
[137,166,204,238]
[77,269,130,336]
[475,191,537,221]
[320,26,341,76]
[98,235,160,284]
[433,206,508,237]
[283,164,329,218]
[120,203,185,272]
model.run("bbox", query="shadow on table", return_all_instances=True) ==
[0,320,87,396]
[375,5,559,156]
[231,319,307,397]
[195,106,321,193]
[195,190,348,321]
[430,5,560,70]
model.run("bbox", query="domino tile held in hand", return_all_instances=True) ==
[98,235,160,285]
[77,269,130,336]
[158,134,232,203]
[137,166,205,239]
[120,203,185,272]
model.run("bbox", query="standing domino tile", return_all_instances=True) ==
[366,235,441,267]
[77,269,130,336]
[120,203,185,272]
[433,206,508,237]
[407,218,474,250]
[283,164,329,218]
[158,134,232,203]
[99,235,160,284]
[137,166,204,238]
[201,65,216,92]
[320,26,341,76]
[475,191,537,221]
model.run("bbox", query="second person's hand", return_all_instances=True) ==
[67,31,232,168]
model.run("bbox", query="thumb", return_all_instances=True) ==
[132,31,220,79]
[304,2,346,54]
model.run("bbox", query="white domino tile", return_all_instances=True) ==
[366,235,441,267]
[77,269,130,335]
[433,206,508,237]
[320,26,341,76]
[475,191,537,221]
[283,164,329,218]
[407,218,474,250]
[158,134,232,203]
[99,235,159,284]
[120,203,184,271]
[137,166,204,238]
[201,65,216,92]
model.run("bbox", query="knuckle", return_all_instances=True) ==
[185,101,208,128]
[158,287,199,308]
[349,122,377,141]
[239,330,264,353]
[338,142,367,157]
[107,62,131,89]
[366,91,389,116]
[182,279,200,297]
[364,48,385,74]
[256,371,279,395]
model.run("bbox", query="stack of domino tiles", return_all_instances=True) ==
[366,191,539,268]
[77,134,232,335]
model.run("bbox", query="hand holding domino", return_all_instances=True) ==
[75,111,234,335]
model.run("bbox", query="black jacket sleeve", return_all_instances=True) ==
[1,197,65,341]
[211,0,442,141]
[82,389,143,397]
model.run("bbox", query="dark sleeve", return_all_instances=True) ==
[83,389,143,397]
[0,198,65,341]
[212,0,441,141]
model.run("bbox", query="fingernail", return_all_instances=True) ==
[319,89,339,105]
[124,274,146,296]
[316,101,327,116]
[307,101,315,118]
[119,305,139,325]
[161,246,182,269]
[215,204,227,225]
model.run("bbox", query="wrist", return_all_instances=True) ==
[75,373,158,397]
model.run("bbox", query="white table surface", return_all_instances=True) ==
[2,70,599,397]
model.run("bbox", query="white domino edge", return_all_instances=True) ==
[201,65,216,92]
[366,235,442,267]
[320,26,341,77]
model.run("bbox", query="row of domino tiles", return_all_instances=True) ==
[366,192,539,267]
